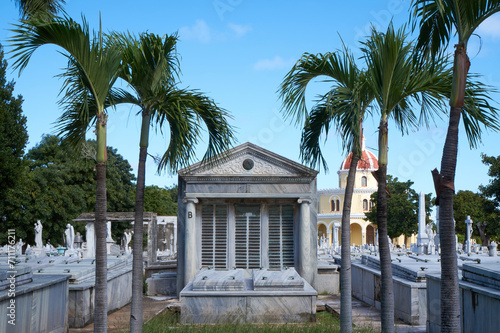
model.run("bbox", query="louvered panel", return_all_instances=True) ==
[235,204,261,269]
[201,204,228,269]
[268,204,294,269]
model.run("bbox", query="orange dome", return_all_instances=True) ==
[340,137,378,171]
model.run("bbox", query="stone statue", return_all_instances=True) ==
[34,220,43,248]
[65,224,75,249]
[16,239,24,255]
[74,232,82,249]
[426,223,434,239]
[85,222,95,258]
[124,230,132,254]
[106,221,114,242]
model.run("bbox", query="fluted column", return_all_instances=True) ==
[297,198,313,284]
[183,197,199,285]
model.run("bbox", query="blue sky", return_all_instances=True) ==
[1,0,500,208]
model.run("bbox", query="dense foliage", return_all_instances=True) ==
[365,175,433,241]
[143,185,178,216]
[0,44,29,227]
[0,135,137,245]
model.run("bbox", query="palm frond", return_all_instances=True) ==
[9,15,123,109]
[153,88,236,174]
[410,0,500,55]
[462,73,500,148]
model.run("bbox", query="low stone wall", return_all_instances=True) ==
[316,263,339,295]
[144,260,176,279]
[68,265,132,328]
[352,262,427,325]
[146,272,177,296]
[0,274,69,333]
[426,263,500,333]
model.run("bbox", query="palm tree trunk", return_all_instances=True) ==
[340,150,360,333]
[94,161,108,332]
[94,115,108,333]
[130,111,151,332]
[438,105,461,333]
[376,119,394,333]
[438,44,469,333]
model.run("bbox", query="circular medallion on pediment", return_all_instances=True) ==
[242,158,254,170]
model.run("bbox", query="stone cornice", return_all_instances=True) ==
[182,176,315,183]
[318,213,368,219]
[318,188,377,195]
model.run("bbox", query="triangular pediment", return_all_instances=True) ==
[178,142,317,178]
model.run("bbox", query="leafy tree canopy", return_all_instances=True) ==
[0,134,136,246]
[480,154,500,207]
[0,44,29,220]
[143,185,177,216]
[365,175,433,239]
[453,189,499,245]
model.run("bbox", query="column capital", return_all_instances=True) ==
[183,197,199,204]
[297,198,312,205]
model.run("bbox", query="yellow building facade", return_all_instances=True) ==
[317,140,378,247]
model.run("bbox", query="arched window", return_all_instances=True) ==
[361,176,367,187]
[331,200,335,212]
[369,201,374,211]
[336,199,340,211]
[363,199,368,211]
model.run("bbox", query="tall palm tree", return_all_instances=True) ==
[9,15,124,332]
[279,49,373,333]
[410,2,500,331]
[113,32,235,332]
[361,24,457,333]
[361,22,499,332]
[14,0,66,18]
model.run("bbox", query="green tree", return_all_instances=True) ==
[365,175,433,242]
[411,2,500,330]
[453,190,498,245]
[279,48,371,333]
[14,0,66,19]
[0,44,28,223]
[113,32,235,331]
[361,24,454,332]
[143,185,177,216]
[9,15,125,332]
[480,154,500,206]
[1,135,136,247]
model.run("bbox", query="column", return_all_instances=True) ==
[465,215,473,254]
[298,198,313,284]
[183,197,198,285]
[362,228,367,246]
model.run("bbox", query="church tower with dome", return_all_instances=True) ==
[317,137,378,247]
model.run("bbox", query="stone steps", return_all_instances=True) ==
[317,294,426,332]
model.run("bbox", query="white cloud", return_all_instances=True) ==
[478,15,500,39]
[227,23,252,38]
[179,20,211,43]
[253,56,295,71]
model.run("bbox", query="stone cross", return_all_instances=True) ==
[465,215,473,254]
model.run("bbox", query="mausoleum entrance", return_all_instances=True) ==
[198,199,297,271]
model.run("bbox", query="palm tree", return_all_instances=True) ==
[361,22,499,332]
[9,15,124,332]
[360,24,458,333]
[14,0,66,18]
[113,32,235,332]
[410,2,500,331]
[279,49,373,333]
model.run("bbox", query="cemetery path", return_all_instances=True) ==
[69,296,178,332]
[317,295,427,333]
